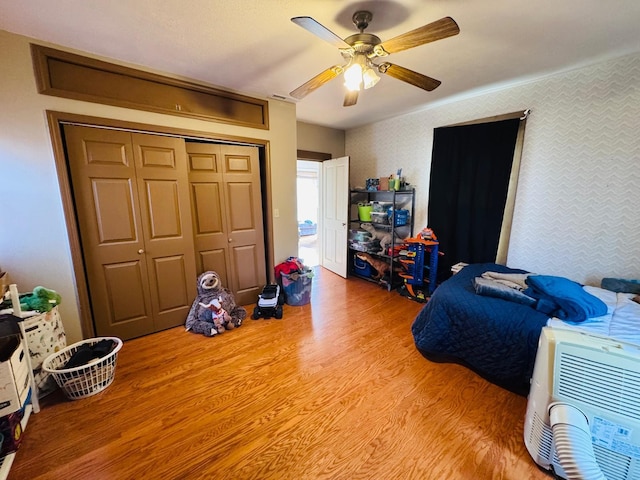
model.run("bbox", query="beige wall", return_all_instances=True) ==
[0,29,298,343]
[296,121,345,158]
[347,52,640,285]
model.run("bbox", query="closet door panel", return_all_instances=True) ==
[64,125,154,339]
[132,133,197,331]
[199,249,230,287]
[142,179,183,239]
[222,145,266,305]
[91,178,137,244]
[231,244,263,291]
[227,182,256,232]
[191,182,230,287]
[186,143,233,287]
[152,255,191,313]
[103,261,148,324]
[192,183,224,235]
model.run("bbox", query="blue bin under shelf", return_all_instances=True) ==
[353,256,373,278]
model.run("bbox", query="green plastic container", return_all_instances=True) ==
[358,202,372,221]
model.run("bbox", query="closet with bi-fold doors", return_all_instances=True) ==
[63,124,266,341]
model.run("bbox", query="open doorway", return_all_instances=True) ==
[297,160,320,267]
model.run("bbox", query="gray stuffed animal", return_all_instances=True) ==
[360,223,405,250]
[185,271,247,337]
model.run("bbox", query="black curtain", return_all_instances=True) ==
[427,118,521,277]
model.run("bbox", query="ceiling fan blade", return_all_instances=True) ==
[379,17,460,55]
[378,63,441,91]
[290,65,344,99]
[291,16,352,49]
[343,90,359,107]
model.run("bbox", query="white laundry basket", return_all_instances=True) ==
[42,337,123,400]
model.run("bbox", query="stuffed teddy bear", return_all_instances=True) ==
[20,286,62,313]
[185,271,246,337]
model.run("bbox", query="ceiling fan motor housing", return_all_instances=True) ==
[345,33,382,54]
[352,11,373,32]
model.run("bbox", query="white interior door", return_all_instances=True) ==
[321,156,349,277]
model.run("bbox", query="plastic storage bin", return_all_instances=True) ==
[42,337,123,400]
[358,203,373,221]
[370,212,389,224]
[372,201,393,212]
[349,229,372,242]
[349,239,380,253]
[387,208,409,226]
[281,269,313,306]
[353,256,373,277]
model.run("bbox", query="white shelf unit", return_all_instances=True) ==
[0,284,41,480]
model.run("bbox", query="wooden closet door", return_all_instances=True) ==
[186,143,232,287]
[65,125,196,339]
[221,145,266,305]
[186,142,266,305]
[131,133,197,332]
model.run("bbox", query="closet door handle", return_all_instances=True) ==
[138,249,144,254]
[228,238,233,243]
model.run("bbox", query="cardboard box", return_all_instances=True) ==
[0,336,30,417]
[379,177,389,191]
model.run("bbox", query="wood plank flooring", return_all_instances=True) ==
[9,267,550,479]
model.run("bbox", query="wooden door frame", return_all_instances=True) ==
[46,110,275,338]
[296,150,331,271]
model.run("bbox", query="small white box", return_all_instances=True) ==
[0,336,30,417]
[451,262,469,275]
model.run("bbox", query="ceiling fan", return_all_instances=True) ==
[289,11,460,107]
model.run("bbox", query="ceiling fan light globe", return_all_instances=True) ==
[344,80,362,92]
[344,63,363,91]
[363,68,380,89]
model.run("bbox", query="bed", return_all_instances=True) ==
[411,263,640,396]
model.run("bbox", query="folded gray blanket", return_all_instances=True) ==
[474,277,537,307]
[480,271,531,290]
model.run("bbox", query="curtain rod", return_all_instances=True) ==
[443,109,531,128]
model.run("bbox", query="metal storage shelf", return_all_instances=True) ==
[348,188,415,290]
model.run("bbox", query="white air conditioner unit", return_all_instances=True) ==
[525,327,640,480]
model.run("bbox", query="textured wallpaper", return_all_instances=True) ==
[346,52,640,285]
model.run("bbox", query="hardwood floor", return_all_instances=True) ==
[9,267,549,480]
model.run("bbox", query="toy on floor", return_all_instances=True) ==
[355,252,391,281]
[398,231,440,301]
[251,284,284,319]
[185,271,246,337]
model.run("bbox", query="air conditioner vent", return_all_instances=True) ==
[527,410,553,461]
[593,443,635,480]
[557,351,640,421]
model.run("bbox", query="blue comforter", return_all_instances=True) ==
[524,274,607,322]
[411,263,549,395]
